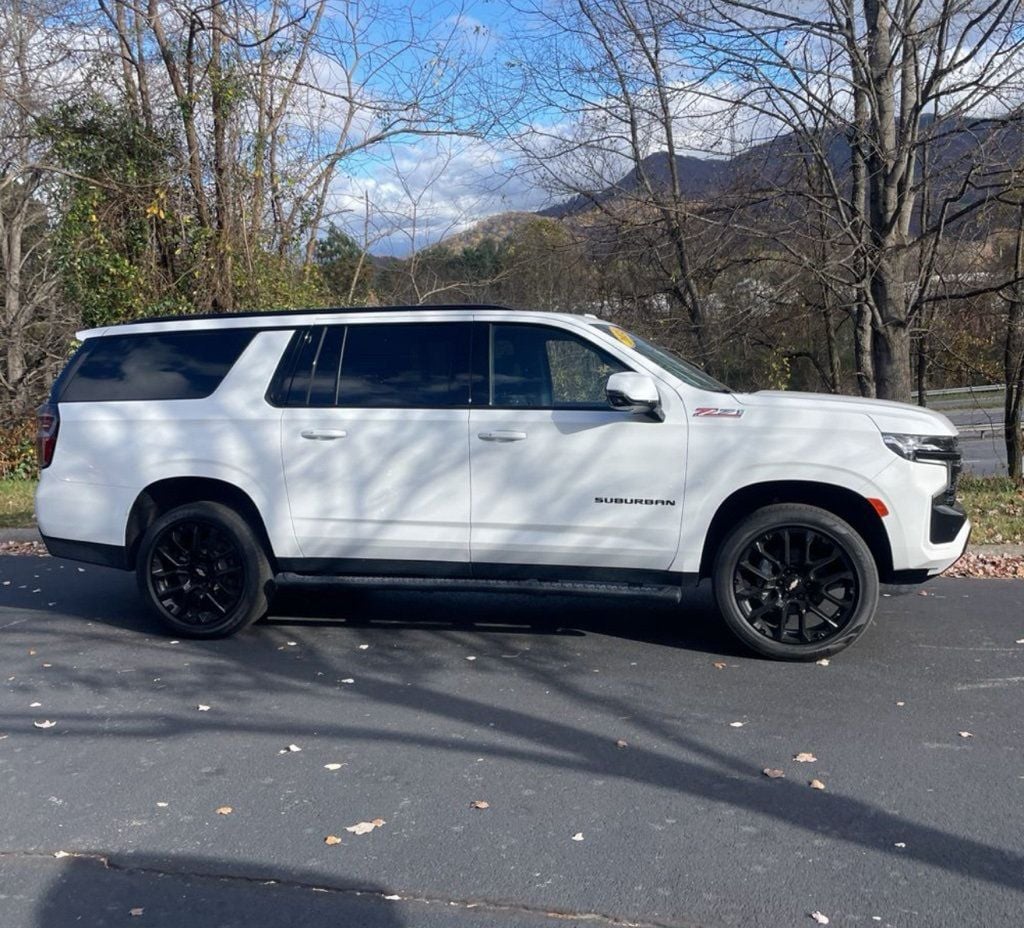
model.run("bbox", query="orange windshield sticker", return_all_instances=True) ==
[608,326,636,348]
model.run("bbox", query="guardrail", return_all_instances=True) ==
[914,384,1004,400]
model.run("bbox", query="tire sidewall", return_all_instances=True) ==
[136,501,271,638]
[713,504,880,660]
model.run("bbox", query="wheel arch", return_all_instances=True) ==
[126,477,276,571]
[698,480,895,582]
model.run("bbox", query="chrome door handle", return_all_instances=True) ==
[300,429,347,440]
[478,430,527,442]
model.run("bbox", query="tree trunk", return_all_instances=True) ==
[854,303,875,397]
[1004,205,1024,480]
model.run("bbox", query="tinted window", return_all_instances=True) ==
[491,324,627,408]
[339,323,472,407]
[59,329,256,402]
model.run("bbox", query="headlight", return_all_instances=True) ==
[881,433,959,463]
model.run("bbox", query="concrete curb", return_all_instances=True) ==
[2,527,1023,559]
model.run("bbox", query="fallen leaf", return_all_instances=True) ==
[33,720,56,729]
[896,701,905,707]
[324,835,343,845]
[465,656,477,661]
[571,832,584,841]
[53,850,70,858]
[29,702,41,708]
[42,663,52,668]
[762,768,785,779]
[215,806,233,815]
[324,763,344,771]
[809,779,826,790]
[729,721,745,728]
[815,658,830,666]
[894,841,906,848]
[615,739,628,748]
[712,661,727,669]
[197,704,210,712]
[345,818,385,835]
[384,894,402,901]
[28,650,36,656]
[810,912,829,925]
[359,644,370,650]
[917,590,928,596]
[129,908,144,917]
[156,802,168,808]
[470,800,490,809]
[287,641,297,646]
[793,752,817,763]
[1016,638,1024,644]
[958,731,973,739]
[340,678,355,684]
[278,744,302,754]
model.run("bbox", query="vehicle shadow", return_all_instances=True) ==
[26,850,406,928]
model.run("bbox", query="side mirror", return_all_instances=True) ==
[606,372,663,420]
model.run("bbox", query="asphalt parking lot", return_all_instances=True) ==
[1,555,1022,927]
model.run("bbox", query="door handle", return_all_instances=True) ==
[478,430,527,442]
[300,429,347,440]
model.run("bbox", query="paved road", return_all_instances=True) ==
[943,407,1015,476]
[1,556,1023,927]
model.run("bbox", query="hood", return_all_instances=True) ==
[733,390,958,436]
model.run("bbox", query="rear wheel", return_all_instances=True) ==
[136,501,272,638]
[712,504,879,660]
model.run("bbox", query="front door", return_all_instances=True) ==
[278,321,473,565]
[469,321,687,571]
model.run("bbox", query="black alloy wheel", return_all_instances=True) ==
[713,503,879,660]
[136,501,272,638]
[148,519,246,627]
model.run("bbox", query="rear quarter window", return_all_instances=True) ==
[57,329,256,402]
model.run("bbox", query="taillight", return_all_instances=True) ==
[36,403,59,469]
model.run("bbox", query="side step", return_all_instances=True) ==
[276,573,683,602]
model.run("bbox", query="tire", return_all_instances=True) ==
[136,501,273,638]
[712,503,879,660]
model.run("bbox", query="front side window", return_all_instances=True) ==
[490,324,627,409]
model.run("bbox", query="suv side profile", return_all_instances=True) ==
[35,306,969,659]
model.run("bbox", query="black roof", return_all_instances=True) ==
[129,304,515,327]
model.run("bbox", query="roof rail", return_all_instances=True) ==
[128,304,516,326]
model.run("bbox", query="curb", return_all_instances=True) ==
[0,528,42,544]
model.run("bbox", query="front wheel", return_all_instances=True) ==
[136,501,273,638]
[712,504,879,660]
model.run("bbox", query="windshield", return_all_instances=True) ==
[592,324,731,392]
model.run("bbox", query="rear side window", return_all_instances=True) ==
[58,329,256,402]
[272,323,473,408]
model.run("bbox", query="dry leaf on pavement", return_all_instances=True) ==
[712,661,727,669]
[958,731,973,739]
[571,832,584,841]
[615,739,628,748]
[809,779,826,790]
[324,835,342,845]
[815,658,830,666]
[810,912,829,925]
[324,763,344,771]
[278,744,302,754]
[762,768,785,779]
[469,800,490,809]
[33,720,56,729]
[129,908,144,917]
[793,752,817,763]
[197,704,210,711]
[345,818,385,835]
[729,721,745,728]
[215,806,233,815]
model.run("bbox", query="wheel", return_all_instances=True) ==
[136,501,273,638]
[712,504,879,660]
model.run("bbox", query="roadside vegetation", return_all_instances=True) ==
[0,480,35,530]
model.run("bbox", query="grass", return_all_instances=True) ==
[0,479,36,529]
[1,475,1021,545]
[957,475,1024,545]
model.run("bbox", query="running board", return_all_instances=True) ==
[276,572,683,602]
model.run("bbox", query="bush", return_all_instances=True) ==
[0,418,38,480]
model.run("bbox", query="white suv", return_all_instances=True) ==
[35,306,969,659]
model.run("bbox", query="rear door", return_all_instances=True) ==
[277,321,473,566]
[469,321,687,571]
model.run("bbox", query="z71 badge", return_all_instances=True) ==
[693,407,744,418]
